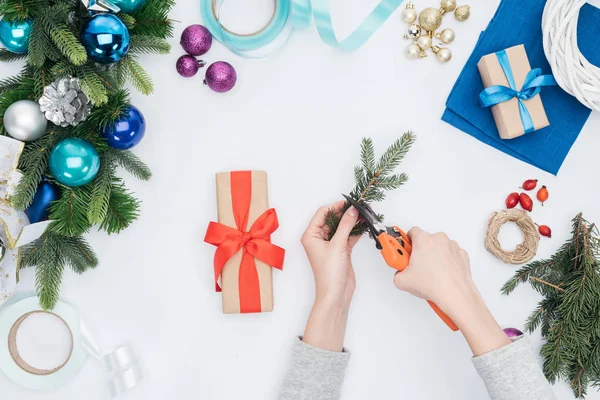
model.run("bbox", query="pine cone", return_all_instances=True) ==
[39,77,91,127]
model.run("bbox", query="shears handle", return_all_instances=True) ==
[378,227,459,332]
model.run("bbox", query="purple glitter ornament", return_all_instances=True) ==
[503,327,524,338]
[180,24,213,56]
[204,61,237,93]
[176,55,205,78]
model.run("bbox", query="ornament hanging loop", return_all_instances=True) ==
[81,0,121,14]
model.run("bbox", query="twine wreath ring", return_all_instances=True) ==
[485,209,540,264]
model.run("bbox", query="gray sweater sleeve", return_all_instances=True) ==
[472,335,556,400]
[280,336,555,400]
[278,338,350,400]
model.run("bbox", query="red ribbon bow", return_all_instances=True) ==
[204,171,285,313]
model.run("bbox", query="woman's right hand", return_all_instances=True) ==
[393,227,511,356]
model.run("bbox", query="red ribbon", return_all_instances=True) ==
[204,171,285,313]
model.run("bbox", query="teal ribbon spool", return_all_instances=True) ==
[479,50,557,134]
[200,0,405,57]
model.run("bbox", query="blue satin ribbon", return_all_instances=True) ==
[479,50,557,134]
[200,0,404,56]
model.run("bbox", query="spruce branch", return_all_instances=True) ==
[109,148,152,180]
[0,49,28,62]
[324,132,415,240]
[48,185,93,236]
[87,153,116,224]
[502,213,600,398]
[120,55,154,94]
[11,129,67,210]
[129,34,171,54]
[21,231,98,309]
[99,180,141,234]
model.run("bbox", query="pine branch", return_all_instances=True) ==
[77,65,109,105]
[109,148,152,180]
[120,55,154,94]
[47,23,87,66]
[0,49,28,62]
[87,153,116,224]
[21,231,65,310]
[129,34,171,54]
[27,20,47,67]
[99,181,141,234]
[21,231,98,310]
[48,186,93,236]
[503,213,600,398]
[324,133,415,240]
[11,129,67,210]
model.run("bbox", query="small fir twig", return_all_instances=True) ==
[324,132,415,240]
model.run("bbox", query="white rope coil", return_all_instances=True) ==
[542,0,600,112]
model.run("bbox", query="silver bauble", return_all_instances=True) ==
[407,24,422,39]
[4,100,48,142]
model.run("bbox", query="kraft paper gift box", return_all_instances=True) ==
[204,171,285,314]
[477,44,550,140]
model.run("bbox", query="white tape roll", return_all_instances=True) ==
[0,294,88,390]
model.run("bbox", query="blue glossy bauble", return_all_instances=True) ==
[80,14,130,64]
[25,181,61,223]
[111,0,146,13]
[0,19,32,54]
[102,106,146,149]
[49,138,100,187]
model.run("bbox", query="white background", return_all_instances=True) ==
[2,0,600,399]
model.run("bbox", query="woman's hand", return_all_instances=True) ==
[393,227,510,356]
[301,201,360,351]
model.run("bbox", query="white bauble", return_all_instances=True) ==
[4,100,47,142]
[417,35,432,50]
[402,8,417,24]
[436,47,452,63]
[406,44,421,60]
[440,28,455,44]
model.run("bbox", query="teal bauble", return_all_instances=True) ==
[0,19,32,54]
[111,0,146,13]
[49,138,100,187]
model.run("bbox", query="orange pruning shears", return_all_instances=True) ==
[342,194,459,332]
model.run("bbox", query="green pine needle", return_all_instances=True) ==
[324,132,416,240]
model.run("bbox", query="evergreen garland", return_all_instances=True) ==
[325,132,415,240]
[502,213,600,398]
[0,0,173,310]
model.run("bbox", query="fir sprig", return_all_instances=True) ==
[502,213,600,398]
[324,132,415,240]
[21,231,98,309]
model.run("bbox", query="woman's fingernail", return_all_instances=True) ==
[348,206,357,217]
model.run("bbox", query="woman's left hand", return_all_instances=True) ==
[301,201,360,351]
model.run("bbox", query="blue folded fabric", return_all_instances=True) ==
[442,0,600,175]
